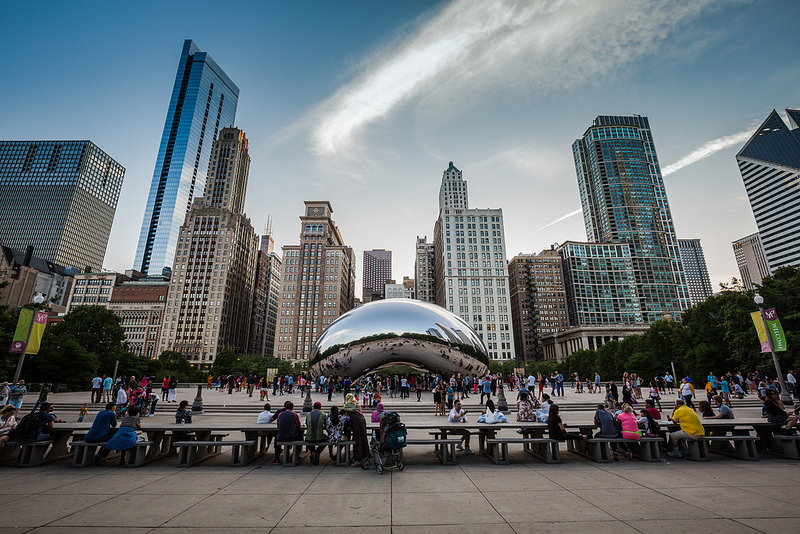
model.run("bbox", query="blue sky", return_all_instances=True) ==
[1,0,798,294]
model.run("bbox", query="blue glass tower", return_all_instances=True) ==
[573,115,690,322]
[134,40,239,276]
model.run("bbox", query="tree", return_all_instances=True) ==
[34,330,99,388]
[53,306,127,373]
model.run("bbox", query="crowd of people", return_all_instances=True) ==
[1,366,799,465]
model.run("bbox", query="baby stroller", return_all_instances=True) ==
[363,411,406,474]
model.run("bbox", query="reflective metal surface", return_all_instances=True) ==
[309,299,490,379]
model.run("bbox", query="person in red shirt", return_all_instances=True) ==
[644,399,661,420]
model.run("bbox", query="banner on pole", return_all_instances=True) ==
[763,308,787,352]
[751,311,770,353]
[751,309,788,352]
[9,308,33,353]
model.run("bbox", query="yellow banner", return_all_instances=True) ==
[751,311,770,353]
[26,310,49,355]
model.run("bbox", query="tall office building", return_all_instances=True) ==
[159,128,257,366]
[0,140,124,271]
[248,232,282,356]
[736,109,800,271]
[415,236,436,303]
[678,239,712,306]
[558,241,642,326]
[362,249,392,303]
[508,249,570,361]
[732,232,771,291]
[275,201,356,363]
[135,40,239,277]
[432,162,515,360]
[573,115,689,322]
[108,280,169,359]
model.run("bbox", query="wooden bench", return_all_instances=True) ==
[17,440,52,467]
[331,440,355,466]
[405,438,462,465]
[686,435,759,461]
[485,437,561,464]
[585,437,663,462]
[276,440,307,466]
[770,434,799,460]
[173,440,256,467]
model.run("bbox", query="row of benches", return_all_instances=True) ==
[5,431,800,468]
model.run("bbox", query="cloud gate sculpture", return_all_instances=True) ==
[309,299,490,379]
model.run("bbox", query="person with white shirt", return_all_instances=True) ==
[527,374,536,390]
[257,403,274,424]
[448,400,474,455]
[116,386,128,409]
[91,376,102,404]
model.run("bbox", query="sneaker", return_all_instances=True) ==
[667,450,683,458]
[456,444,465,451]
[272,459,281,465]
[465,448,475,455]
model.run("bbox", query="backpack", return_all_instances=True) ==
[15,411,41,443]
[380,412,407,449]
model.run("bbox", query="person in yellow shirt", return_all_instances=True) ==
[667,398,705,458]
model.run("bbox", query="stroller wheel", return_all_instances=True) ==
[397,460,404,471]
[376,465,384,475]
[360,458,371,470]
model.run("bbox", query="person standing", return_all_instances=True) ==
[167,376,177,403]
[665,371,674,394]
[8,380,27,417]
[30,383,49,414]
[555,371,564,397]
[101,375,112,403]
[679,378,696,410]
[0,381,9,406]
[91,375,102,404]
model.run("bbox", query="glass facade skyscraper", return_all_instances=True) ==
[736,109,800,271]
[134,40,239,277]
[677,239,712,306]
[573,115,689,322]
[0,140,125,271]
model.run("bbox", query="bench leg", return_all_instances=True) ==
[686,439,708,461]
[779,439,799,460]
[733,440,759,461]
[445,443,456,465]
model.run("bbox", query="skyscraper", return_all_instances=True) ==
[508,249,570,361]
[134,40,239,277]
[732,232,771,291]
[275,201,356,363]
[0,140,125,271]
[415,236,436,303]
[432,162,515,360]
[249,232,282,356]
[362,249,392,303]
[558,241,642,326]
[159,128,257,366]
[573,115,689,322]
[736,109,800,271]
[678,239,712,306]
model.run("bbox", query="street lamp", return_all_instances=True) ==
[754,293,793,407]
[12,293,45,384]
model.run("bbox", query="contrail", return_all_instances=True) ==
[662,129,752,176]
[537,208,582,231]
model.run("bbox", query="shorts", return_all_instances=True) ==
[721,392,730,401]
[456,386,463,392]
[670,430,701,442]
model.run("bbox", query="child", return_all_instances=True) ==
[77,403,88,422]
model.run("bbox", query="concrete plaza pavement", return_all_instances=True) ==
[3,386,799,532]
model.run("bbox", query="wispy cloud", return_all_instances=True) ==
[309,0,718,160]
[537,208,583,232]
[662,128,753,176]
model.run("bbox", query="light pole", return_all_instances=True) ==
[754,294,793,407]
[12,293,45,384]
